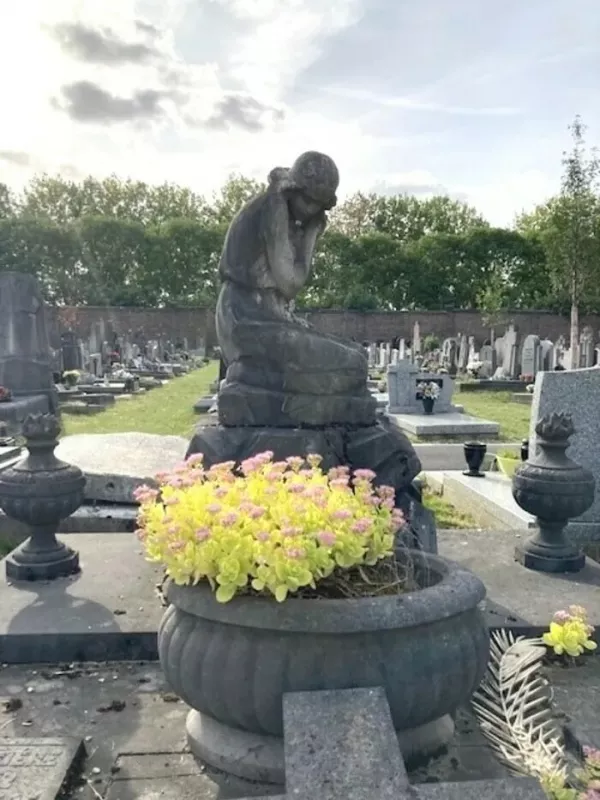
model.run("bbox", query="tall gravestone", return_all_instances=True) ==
[0,272,57,434]
[521,334,541,378]
[530,367,600,545]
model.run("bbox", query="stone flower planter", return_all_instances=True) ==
[158,549,489,789]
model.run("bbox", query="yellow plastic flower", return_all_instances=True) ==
[136,452,404,603]
[543,607,597,658]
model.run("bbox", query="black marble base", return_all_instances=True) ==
[6,541,80,582]
[515,542,585,574]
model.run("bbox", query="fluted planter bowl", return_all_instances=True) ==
[158,550,489,743]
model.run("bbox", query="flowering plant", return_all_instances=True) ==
[136,452,404,603]
[62,370,80,387]
[543,606,597,658]
[417,381,440,400]
[0,386,12,402]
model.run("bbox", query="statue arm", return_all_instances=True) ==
[295,212,326,281]
[263,193,306,301]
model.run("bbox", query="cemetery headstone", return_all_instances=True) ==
[521,334,541,378]
[540,337,554,371]
[530,366,600,545]
[60,330,83,372]
[387,361,455,414]
[579,326,595,368]
[0,272,58,433]
[503,324,519,378]
[412,322,421,359]
[457,334,468,372]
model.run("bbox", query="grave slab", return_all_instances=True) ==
[0,533,164,663]
[1,530,599,665]
[55,432,188,502]
[0,661,595,800]
[438,528,600,632]
[426,471,536,531]
[389,411,500,438]
[0,736,85,800]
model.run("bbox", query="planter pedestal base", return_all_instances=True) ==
[515,541,585,574]
[186,708,454,792]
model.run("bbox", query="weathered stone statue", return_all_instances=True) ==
[188,153,434,552]
[217,152,375,427]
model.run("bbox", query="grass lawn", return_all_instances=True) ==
[62,361,218,438]
[457,391,531,441]
[422,488,476,529]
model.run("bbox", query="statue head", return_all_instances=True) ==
[268,151,339,223]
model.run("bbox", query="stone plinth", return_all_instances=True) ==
[389,412,499,439]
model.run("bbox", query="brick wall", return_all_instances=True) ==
[46,306,216,351]
[46,305,600,349]
[304,309,600,344]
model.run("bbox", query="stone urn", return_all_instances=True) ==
[158,550,489,792]
[463,442,486,478]
[0,414,85,581]
[513,413,594,573]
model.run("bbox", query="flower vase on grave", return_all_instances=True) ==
[512,413,594,574]
[417,381,440,415]
[463,442,487,478]
[0,413,84,581]
[422,397,435,414]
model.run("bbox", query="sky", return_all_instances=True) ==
[1,0,599,226]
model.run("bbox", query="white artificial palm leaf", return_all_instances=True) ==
[471,629,568,782]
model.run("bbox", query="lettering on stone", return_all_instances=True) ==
[0,738,84,800]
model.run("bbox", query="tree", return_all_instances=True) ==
[330,193,487,243]
[207,174,265,226]
[20,174,210,226]
[0,183,15,218]
[520,117,600,363]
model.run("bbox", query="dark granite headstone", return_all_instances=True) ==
[0,272,57,433]
[0,737,85,799]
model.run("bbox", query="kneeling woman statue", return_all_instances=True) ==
[216,151,375,428]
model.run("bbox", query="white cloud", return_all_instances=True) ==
[0,0,596,227]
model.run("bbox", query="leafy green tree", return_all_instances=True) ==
[0,183,15,218]
[0,216,81,303]
[20,174,209,226]
[207,174,265,226]
[330,193,487,243]
[142,219,223,307]
[519,116,600,362]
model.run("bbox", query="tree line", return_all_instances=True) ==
[1,118,599,325]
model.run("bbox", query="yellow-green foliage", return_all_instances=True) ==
[136,452,402,603]
[543,746,600,799]
[543,606,597,658]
